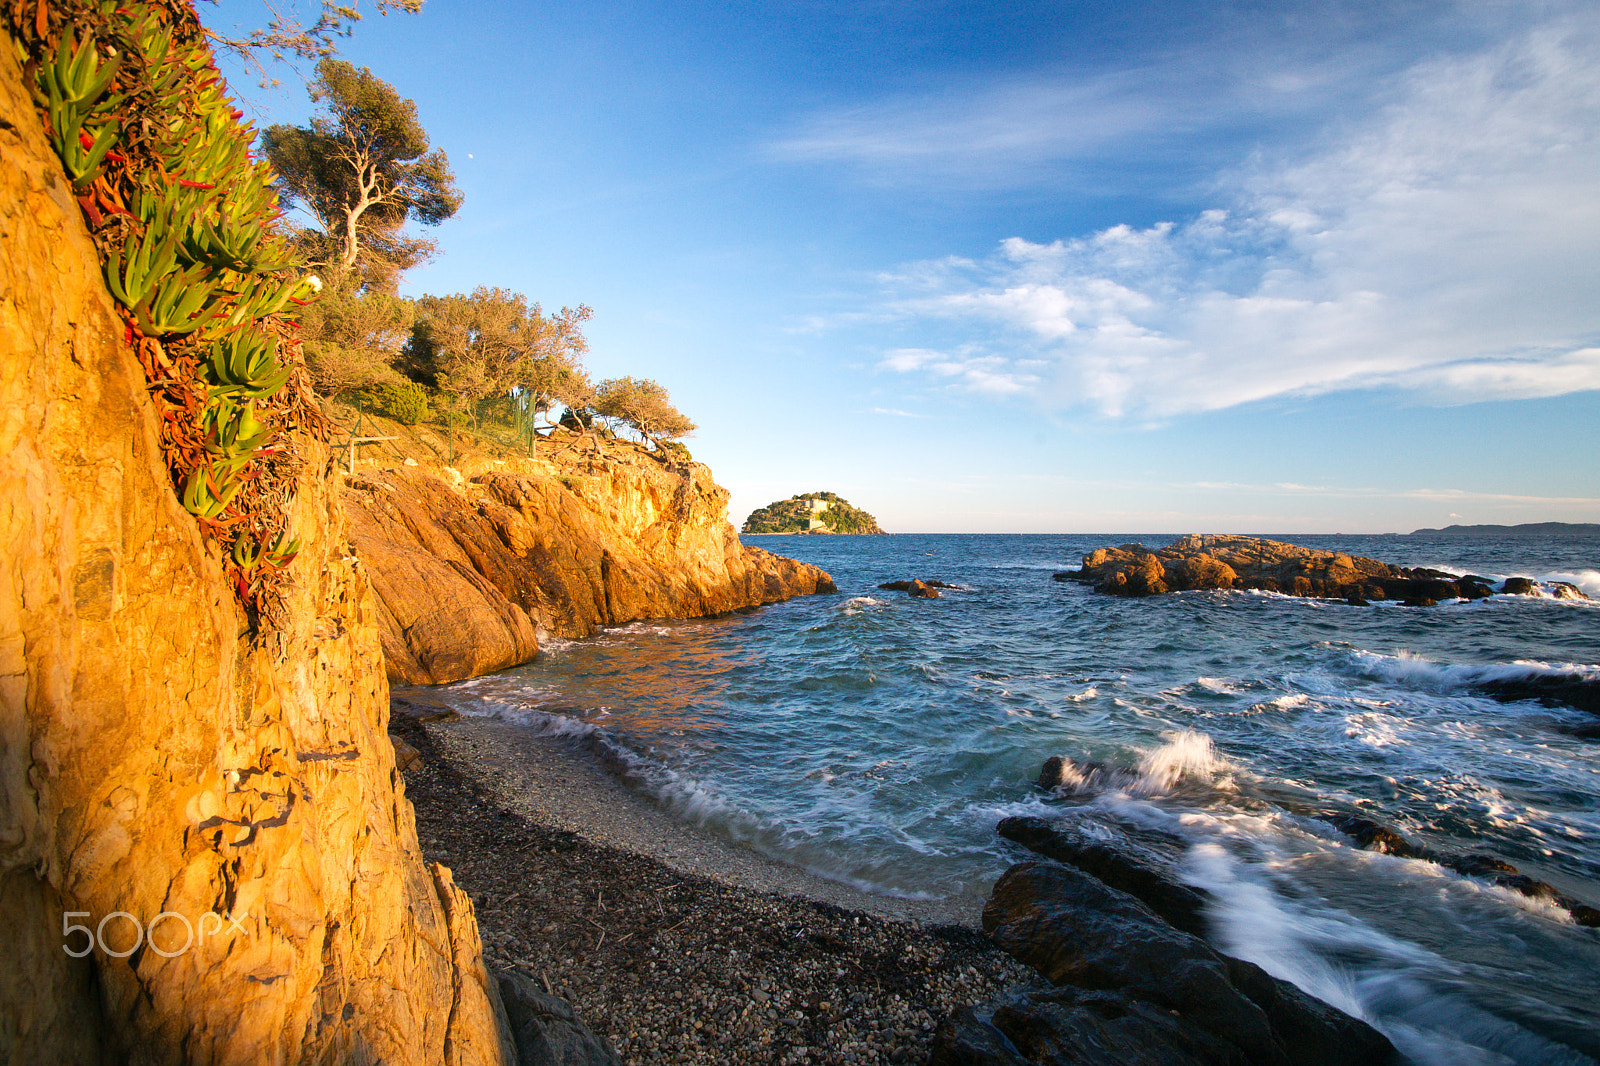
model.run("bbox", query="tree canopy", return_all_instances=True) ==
[593,376,696,447]
[742,494,886,535]
[297,263,414,397]
[261,59,460,281]
[405,288,593,435]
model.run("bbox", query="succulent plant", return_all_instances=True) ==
[32,25,124,187]
[11,0,318,615]
[202,395,273,460]
[204,328,292,399]
[181,460,242,521]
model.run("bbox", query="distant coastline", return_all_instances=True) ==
[1409,522,1600,536]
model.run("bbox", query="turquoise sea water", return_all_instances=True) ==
[435,533,1600,1066]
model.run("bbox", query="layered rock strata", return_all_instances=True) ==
[1063,533,1589,603]
[1,37,508,1065]
[344,455,836,685]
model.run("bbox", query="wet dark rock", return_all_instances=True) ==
[1401,596,1438,607]
[1036,756,1090,790]
[979,862,1395,1066]
[931,985,1243,1066]
[1330,816,1427,858]
[497,970,622,1065]
[1330,815,1600,927]
[1051,571,1075,582]
[1551,581,1590,600]
[1502,577,1538,595]
[1473,672,1600,716]
[1446,854,1519,878]
[1345,595,1371,606]
[997,814,1209,937]
[929,1005,1030,1065]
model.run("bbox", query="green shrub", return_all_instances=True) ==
[380,381,430,425]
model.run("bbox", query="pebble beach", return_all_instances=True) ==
[392,705,1035,1065]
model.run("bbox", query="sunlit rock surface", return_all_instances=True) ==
[345,452,836,685]
[0,38,510,1065]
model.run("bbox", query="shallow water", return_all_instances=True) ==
[437,533,1600,1065]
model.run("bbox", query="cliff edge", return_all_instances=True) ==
[0,32,509,1065]
[341,432,837,685]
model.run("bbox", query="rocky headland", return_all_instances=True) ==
[339,429,836,685]
[1062,533,1591,605]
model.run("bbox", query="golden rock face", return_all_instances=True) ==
[344,452,836,686]
[0,37,510,1065]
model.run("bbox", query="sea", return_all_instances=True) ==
[432,532,1600,1066]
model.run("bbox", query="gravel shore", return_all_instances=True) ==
[392,704,1035,1065]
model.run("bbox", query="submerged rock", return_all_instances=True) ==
[1330,815,1600,926]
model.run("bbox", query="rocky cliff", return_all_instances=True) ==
[0,33,509,1065]
[342,441,837,685]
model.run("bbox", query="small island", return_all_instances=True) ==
[742,492,886,534]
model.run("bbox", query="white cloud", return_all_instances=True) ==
[870,12,1600,417]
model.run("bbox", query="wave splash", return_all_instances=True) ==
[1041,731,1232,799]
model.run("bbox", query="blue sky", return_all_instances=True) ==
[207,0,1600,533]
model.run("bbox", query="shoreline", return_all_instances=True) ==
[392,703,1034,1065]
[414,709,986,927]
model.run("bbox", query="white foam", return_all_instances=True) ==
[1186,840,1599,1066]
[1043,731,1232,800]
[1540,569,1600,598]
[1136,731,1228,792]
[1347,649,1600,691]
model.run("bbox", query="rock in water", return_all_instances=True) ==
[997,815,1209,936]
[1330,815,1600,926]
[973,862,1396,1066]
[1068,534,1589,604]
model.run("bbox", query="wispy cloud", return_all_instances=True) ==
[876,347,1038,395]
[863,11,1600,416]
[769,5,1497,190]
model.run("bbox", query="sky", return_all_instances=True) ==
[205,0,1600,533]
